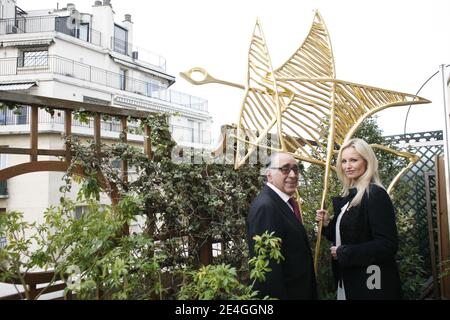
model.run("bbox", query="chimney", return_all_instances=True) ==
[122,13,134,56]
[67,3,75,10]
[92,0,114,48]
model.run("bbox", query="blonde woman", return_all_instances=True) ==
[316,138,401,300]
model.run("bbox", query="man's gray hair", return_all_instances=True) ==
[265,152,295,168]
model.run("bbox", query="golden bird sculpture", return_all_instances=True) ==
[181,11,430,272]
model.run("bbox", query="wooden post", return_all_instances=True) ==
[144,124,152,160]
[94,113,101,157]
[120,116,130,236]
[424,172,440,299]
[436,155,450,299]
[28,284,37,300]
[198,212,212,266]
[30,106,38,162]
[120,116,128,183]
[64,110,72,164]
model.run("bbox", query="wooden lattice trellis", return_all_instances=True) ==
[384,131,444,285]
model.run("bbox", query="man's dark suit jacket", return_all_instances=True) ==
[247,185,317,300]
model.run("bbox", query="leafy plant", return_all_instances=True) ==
[178,231,282,300]
[0,113,427,300]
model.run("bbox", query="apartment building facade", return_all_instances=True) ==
[0,0,212,226]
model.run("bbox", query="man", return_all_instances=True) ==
[247,152,317,299]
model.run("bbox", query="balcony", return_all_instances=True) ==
[0,107,212,145]
[0,56,208,113]
[171,125,212,145]
[0,16,102,47]
[111,37,167,71]
[0,16,168,81]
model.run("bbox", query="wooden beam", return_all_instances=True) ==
[0,270,70,300]
[0,147,66,157]
[30,106,38,162]
[0,147,31,155]
[0,161,69,181]
[0,91,154,119]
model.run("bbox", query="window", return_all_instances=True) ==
[74,206,85,220]
[0,180,7,197]
[0,236,6,249]
[0,155,7,197]
[16,106,28,125]
[55,17,92,43]
[0,208,6,247]
[55,16,76,37]
[188,120,201,143]
[111,159,121,170]
[18,49,48,67]
[0,108,6,125]
[114,24,128,55]
[74,205,106,220]
[119,69,127,91]
[78,23,90,42]
[0,154,7,170]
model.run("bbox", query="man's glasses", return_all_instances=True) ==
[270,165,299,175]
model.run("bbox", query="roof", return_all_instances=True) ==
[0,82,37,91]
[110,55,175,86]
[1,39,54,47]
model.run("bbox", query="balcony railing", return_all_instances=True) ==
[0,15,167,73]
[111,37,167,71]
[0,56,208,112]
[0,107,212,145]
[170,125,212,145]
[0,16,102,46]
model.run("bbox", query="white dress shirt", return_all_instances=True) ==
[336,201,350,300]
[266,183,295,213]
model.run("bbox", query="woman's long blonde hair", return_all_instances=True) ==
[336,138,384,207]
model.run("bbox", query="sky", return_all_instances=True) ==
[18,0,450,145]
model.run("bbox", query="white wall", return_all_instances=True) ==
[0,0,16,19]
[91,2,114,49]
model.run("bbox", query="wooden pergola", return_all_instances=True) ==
[0,90,154,203]
[0,90,157,300]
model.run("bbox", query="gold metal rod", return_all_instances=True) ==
[180,67,244,90]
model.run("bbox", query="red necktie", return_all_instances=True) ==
[288,198,302,223]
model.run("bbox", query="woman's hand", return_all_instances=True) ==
[330,246,339,260]
[315,209,330,227]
